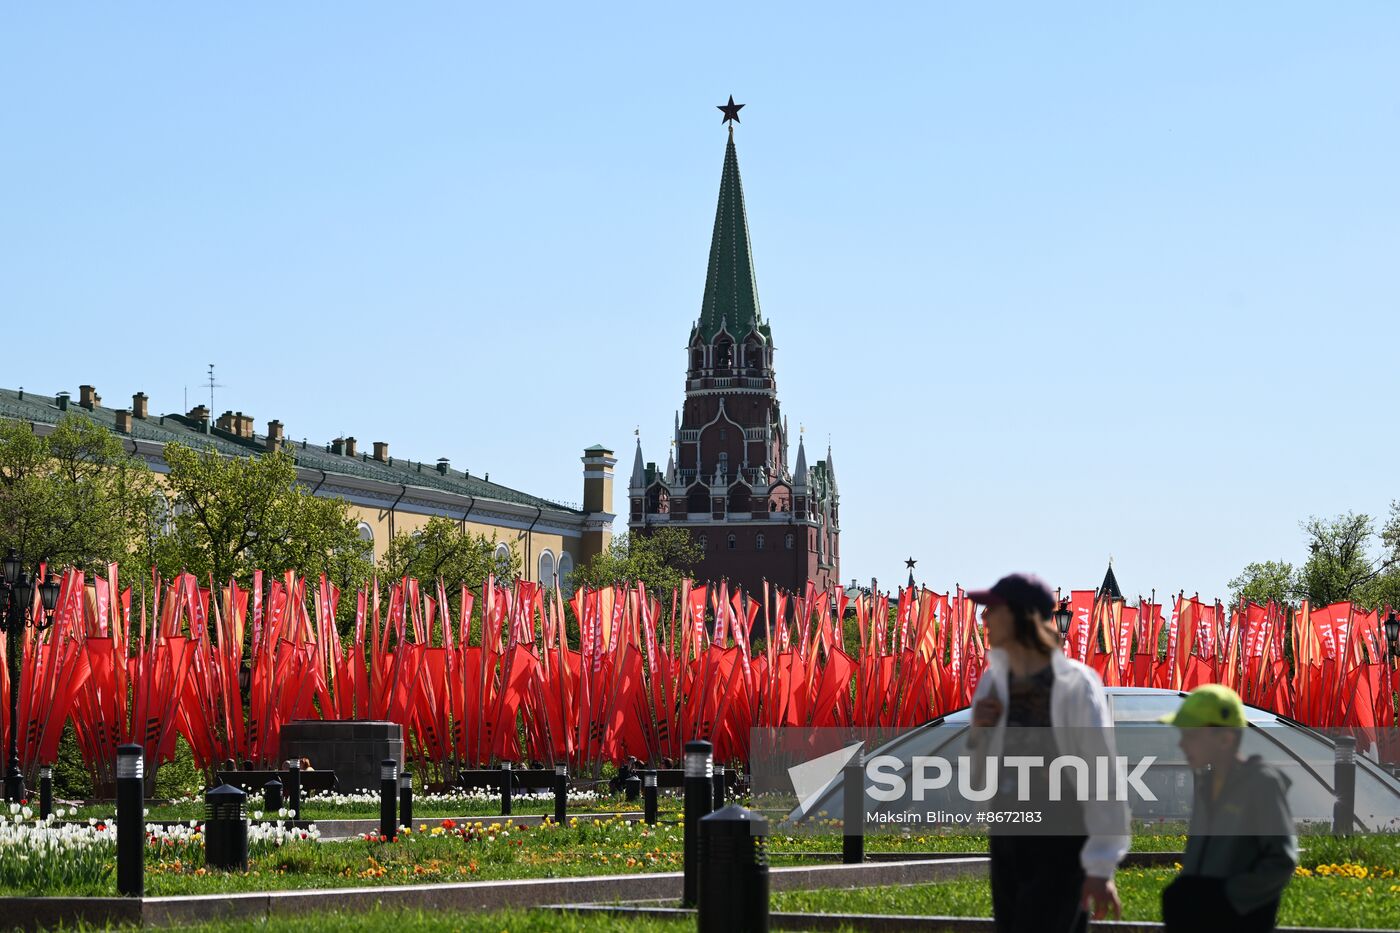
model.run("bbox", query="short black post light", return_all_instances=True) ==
[3,551,60,802]
[712,762,726,809]
[682,739,715,908]
[500,760,513,816]
[116,744,144,897]
[553,762,568,825]
[400,768,414,829]
[379,758,398,840]
[283,758,301,817]
[1054,597,1073,643]
[38,764,53,820]
[1385,610,1400,657]
[263,775,283,814]
[1333,736,1357,836]
[698,805,770,933]
[625,770,641,803]
[204,782,249,870]
[643,769,658,825]
[842,745,865,864]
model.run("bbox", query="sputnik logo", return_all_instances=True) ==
[788,742,863,816]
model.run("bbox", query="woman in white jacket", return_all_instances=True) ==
[967,574,1129,933]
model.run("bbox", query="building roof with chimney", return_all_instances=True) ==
[0,385,584,515]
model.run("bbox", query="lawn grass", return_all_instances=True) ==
[45,907,691,932]
[1,817,688,897]
[771,833,1400,930]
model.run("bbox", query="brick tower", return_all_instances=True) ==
[629,115,839,595]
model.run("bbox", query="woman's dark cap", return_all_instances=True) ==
[967,573,1055,618]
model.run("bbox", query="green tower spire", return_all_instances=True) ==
[696,126,767,343]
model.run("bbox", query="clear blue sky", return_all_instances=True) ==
[3,4,1397,600]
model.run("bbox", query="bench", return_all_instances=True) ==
[456,767,744,794]
[215,770,339,795]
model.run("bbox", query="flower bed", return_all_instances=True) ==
[64,787,672,823]
[0,805,315,895]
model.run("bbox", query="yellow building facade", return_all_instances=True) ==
[0,384,615,586]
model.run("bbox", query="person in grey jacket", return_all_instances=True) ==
[1160,684,1298,932]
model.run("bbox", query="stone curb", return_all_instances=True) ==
[776,851,1183,868]
[0,857,988,930]
[544,905,1396,933]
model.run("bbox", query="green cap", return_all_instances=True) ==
[1160,684,1247,729]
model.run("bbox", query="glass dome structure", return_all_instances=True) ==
[791,688,1400,833]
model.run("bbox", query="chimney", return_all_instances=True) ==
[266,420,284,452]
[216,410,237,433]
[331,437,345,456]
[115,410,133,433]
[79,385,98,410]
[373,441,389,463]
[188,404,210,424]
[56,392,70,411]
[436,458,450,475]
[345,437,357,458]
[132,392,149,419]
[226,411,253,439]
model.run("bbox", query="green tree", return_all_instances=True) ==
[0,415,159,579]
[1227,560,1298,607]
[154,443,372,589]
[571,527,702,596]
[377,516,520,590]
[1375,502,1400,611]
[1297,511,1399,608]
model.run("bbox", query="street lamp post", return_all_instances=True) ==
[1054,598,1073,644]
[1384,611,1399,658]
[2,549,61,802]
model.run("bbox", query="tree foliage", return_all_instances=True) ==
[572,527,702,596]
[1227,560,1297,607]
[1232,507,1400,610]
[0,415,159,580]
[154,443,373,589]
[1296,510,1399,608]
[377,516,519,590]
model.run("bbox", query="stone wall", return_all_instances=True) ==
[279,720,403,791]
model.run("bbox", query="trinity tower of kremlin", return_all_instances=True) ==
[629,101,840,595]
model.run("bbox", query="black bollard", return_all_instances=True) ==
[1333,736,1357,836]
[554,763,568,825]
[643,769,658,825]
[698,804,770,932]
[116,744,144,897]
[263,776,283,814]
[283,760,302,818]
[842,747,865,864]
[204,783,249,870]
[400,769,414,830]
[500,761,513,816]
[625,772,641,803]
[380,758,398,840]
[38,765,53,821]
[712,763,726,809]
[682,739,715,908]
